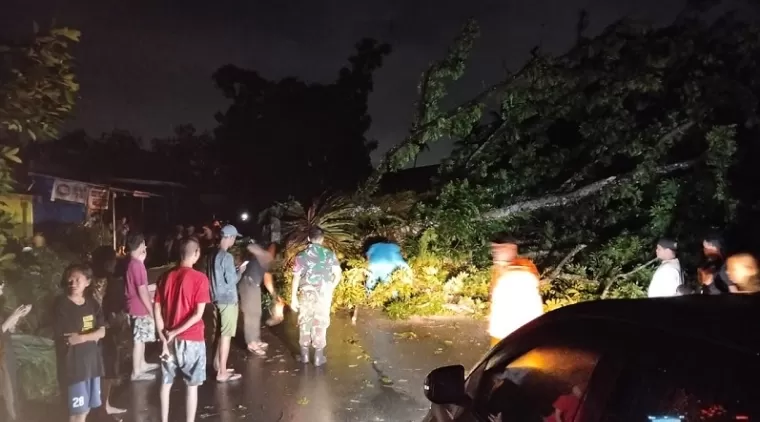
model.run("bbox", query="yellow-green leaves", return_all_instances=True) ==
[1,146,22,164]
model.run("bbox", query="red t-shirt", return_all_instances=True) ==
[545,394,581,422]
[154,266,211,341]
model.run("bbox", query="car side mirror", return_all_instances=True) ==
[424,365,466,405]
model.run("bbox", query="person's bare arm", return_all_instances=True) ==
[66,326,105,345]
[138,285,154,318]
[165,303,206,340]
[332,265,342,285]
[554,408,563,422]
[248,244,274,268]
[263,272,276,297]
[2,305,31,332]
[154,302,167,343]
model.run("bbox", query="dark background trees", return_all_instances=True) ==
[212,38,391,210]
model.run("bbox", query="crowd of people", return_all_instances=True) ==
[7,217,759,421]
[649,234,760,296]
[20,222,343,422]
[486,231,760,348]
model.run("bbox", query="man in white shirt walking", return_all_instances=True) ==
[648,238,683,298]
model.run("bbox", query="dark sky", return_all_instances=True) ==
[5,0,687,166]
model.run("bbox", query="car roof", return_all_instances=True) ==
[541,293,760,353]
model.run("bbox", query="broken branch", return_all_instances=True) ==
[545,244,587,280]
[481,159,697,221]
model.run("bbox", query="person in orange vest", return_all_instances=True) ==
[488,233,544,348]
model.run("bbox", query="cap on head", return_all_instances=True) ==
[220,225,241,238]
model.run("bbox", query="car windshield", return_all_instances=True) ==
[475,345,599,421]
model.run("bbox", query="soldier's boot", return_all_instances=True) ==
[299,347,310,364]
[313,349,327,367]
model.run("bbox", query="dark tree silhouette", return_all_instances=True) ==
[212,38,391,209]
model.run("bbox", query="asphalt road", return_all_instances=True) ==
[118,307,489,422]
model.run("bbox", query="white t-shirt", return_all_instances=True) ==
[647,258,683,297]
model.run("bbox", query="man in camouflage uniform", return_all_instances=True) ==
[290,227,342,366]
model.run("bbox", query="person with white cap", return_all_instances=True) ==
[648,238,684,298]
[209,224,242,382]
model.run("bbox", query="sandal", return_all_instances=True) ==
[216,373,242,383]
[247,344,266,356]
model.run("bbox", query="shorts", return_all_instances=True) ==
[161,340,206,386]
[217,304,238,337]
[130,315,157,343]
[67,377,102,415]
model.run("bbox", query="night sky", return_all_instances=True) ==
[4,0,686,166]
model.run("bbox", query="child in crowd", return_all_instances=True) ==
[53,264,106,422]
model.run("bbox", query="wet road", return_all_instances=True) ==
[121,308,489,422]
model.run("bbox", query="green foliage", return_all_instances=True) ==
[279,194,360,262]
[363,19,483,194]
[389,10,757,304]
[12,334,57,402]
[0,25,80,403]
[0,26,80,142]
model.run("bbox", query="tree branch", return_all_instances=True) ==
[362,58,540,195]
[543,244,587,281]
[600,257,658,298]
[558,122,695,192]
[481,159,697,221]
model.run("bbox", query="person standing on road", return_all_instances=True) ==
[209,225,242,382]
[290,227,342,366]
[238,241,278,356]
[648,238,683,298]
[488,233,543,348]
[53,264,107,422]
[153,237,210,422]
[124,233,159,381]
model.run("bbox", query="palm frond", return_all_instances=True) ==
[279,194,359,260]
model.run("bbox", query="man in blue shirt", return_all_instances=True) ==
[209,225,242,382]
[365,242,410,292]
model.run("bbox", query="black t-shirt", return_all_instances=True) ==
[700,257,736,294]
[53,295,105,384]
[241,255,270,287]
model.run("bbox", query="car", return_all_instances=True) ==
[421,293,760,421]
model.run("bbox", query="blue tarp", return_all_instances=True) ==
[366,242,410,291]
[30,176,86,224]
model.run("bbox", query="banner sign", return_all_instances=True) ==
[50,179,89,205]
[87,187,110,210]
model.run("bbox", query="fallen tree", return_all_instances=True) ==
[361,4,760,297]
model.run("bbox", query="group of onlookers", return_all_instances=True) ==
[38,221,343,422]
[486,231,760,349]
[649,233,760,297]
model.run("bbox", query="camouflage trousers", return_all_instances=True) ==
[297,289,331,349]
